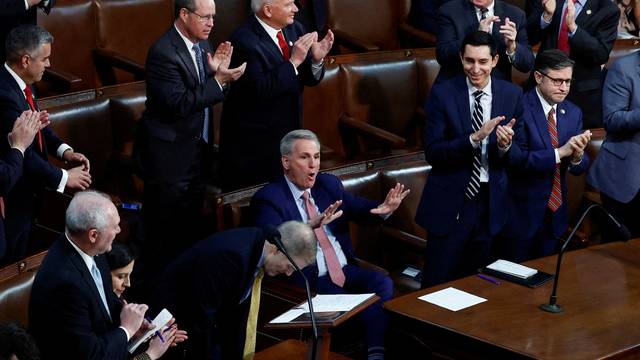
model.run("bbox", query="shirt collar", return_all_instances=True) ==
[4,63,27,94]
[535,87,557,117]
[474,0,495,14]
[255,15,282,43]
[174,23,197,52]
[284,174,309,201]
[66,233,94,271]
[466,77,493,97]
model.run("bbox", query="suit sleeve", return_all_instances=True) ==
[251,189,287,228]
[570,3,619,66]
[435,6,464,67]
[510,115,558,174]
[525,0,545,45]
[567,111,589,175]
[0,148,23,195]
[511,10,535,73]
[0,0,28,16]
[602,59,640,133]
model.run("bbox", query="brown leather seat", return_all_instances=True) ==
[0,251,47,328]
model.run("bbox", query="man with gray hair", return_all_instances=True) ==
[251,129,409,360]
[29,191,150,360]
[152,220,317,359]
[0,24,91,265]
[219,0,334,191]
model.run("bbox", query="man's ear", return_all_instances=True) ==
[88,228,99,244]
[282,155,290,170]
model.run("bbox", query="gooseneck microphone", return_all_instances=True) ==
[540,203,631,313]
[264,226,319,359]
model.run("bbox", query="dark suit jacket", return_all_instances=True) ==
[0,148,24,261]
[219,16,324,190]
[295,0,327,32]
[250,173,379,288]
[526,0,619,128]
[29,236,127,360]
[588,52,640,203]
[505,89,589,241]
[415,75,523,237]
[0,0,55,62]
[410,0,454,35]
[0,65,64,260]
[152,228,265,360]
[135,25,224,185]
[436,0,534,83]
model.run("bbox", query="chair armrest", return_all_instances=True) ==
[380,226,426,251]
[332,29,380,52]
[398,23,437,47]
[94,48,145,79]
[353,257,389,276]
[339,115,406,147]
[43,68,83,92]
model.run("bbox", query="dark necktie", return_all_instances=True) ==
[277,31,290,60]
[480,7,488,20]
[547,108,563,211]
[23,86,44,152]
[466,90,484,199]
[192,44,210,143]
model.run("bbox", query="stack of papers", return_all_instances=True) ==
[270,293,375,324]
[418,287,486,311]
[486,259,537,279]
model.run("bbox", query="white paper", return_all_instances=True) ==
[402,266,420,277]
[270,308,307,324]
[486,259,537,279]
[418,287,486,311]
[297,293,375,312]
[128,308,173,353]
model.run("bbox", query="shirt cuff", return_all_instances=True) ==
[311,61,323,79]
[289,61,299,75]
[24,0,30,10]
[6,134,25,156]
[540,15,551,28]
[570,153,583,165]
[498,142,511,155]
[506,50,516,64]
[469,135,481,148]
[554,149,561,164]
[57,169,68,193]
[119,326,131,342]
[57,143,72,159]
[569,26,578,37]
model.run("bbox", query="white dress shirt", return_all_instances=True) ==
[467,77,493,183]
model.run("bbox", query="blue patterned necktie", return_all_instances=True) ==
[90,260,111,319]
[192,44,210,143]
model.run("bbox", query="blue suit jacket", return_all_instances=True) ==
[435,0,534,83]
[29,236,127,360]
[219,16,324,190]
[250,174,379,288]
[588,52,640,203]
[415,75,523,237]
[506,89,589,239]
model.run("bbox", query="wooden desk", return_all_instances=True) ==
[385,240,640,359]
[248,339,350,360]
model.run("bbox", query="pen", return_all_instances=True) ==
[477,273,501,285]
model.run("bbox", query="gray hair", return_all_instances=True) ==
[280,129,321,156]
[65,191,114,235]
[278,221,317,265]
[5,25,53,65]
[250,0,271,13]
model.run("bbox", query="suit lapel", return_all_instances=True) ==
[575,0,592,25]
[170,27,199,83]
[250,16,286,63]
[455,76,473,133]
[278,176,305,221]
[556,101,571,145]
[1,67,32,112]
[528,90,554,149]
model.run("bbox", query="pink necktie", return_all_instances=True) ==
[302,191,345,287]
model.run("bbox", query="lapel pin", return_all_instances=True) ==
[288,41,293,46]
[586,9,592,15]
[560,109,566,114]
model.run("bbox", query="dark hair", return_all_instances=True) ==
[105,242,137,270]
[460,30,497,57]
[534,49,575,73]
[174,0,196,18]
[5,25,53,65]
[0,323,40,360]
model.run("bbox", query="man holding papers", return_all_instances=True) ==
[152,221,316,360]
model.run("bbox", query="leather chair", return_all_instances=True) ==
[0,251,47,328]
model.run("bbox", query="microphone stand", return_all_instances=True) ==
[540,203,628,313]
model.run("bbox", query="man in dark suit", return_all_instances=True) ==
[500,50,591,262]
[526,0,619,128]
[436,0,534,83]
[0,25,91,265]
[219,0,334,191]
[251,129,408,360]
[29,191,149,360]
[0,0,54,63]
[588,51,640,241]
[153,221,317,360]
[415,31,522,288]
[294,0,326,33]
[134,0,246,276]
[0,110,46,262]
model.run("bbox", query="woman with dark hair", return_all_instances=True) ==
[106,242,187,360]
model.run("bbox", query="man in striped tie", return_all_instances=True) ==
[500,49,590,262]
[415,31,523,288]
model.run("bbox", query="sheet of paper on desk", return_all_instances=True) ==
[418,287,487,311]
[298,293,376,312]
[270,308,307,324]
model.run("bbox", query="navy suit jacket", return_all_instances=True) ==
[29,236,127,360]
[588,52,640,203]
[250,174,379,288]
[134,25,224,184]
[219,16,324,190]
[0,65,64,259]
[415,75,523,237]
[506,89,589,239]
[152,228,265,360]
[0,148,24,260]
[435,0,534,83]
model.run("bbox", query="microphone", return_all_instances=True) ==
[264,225,319,359]
[540,203,631,313]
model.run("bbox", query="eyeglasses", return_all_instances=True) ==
[186,9,215,24]
[539,71,572,87]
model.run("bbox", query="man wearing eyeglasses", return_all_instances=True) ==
[134,0,246,280]
[499,49,591,262]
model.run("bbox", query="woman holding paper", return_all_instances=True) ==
[106,242,187,359]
